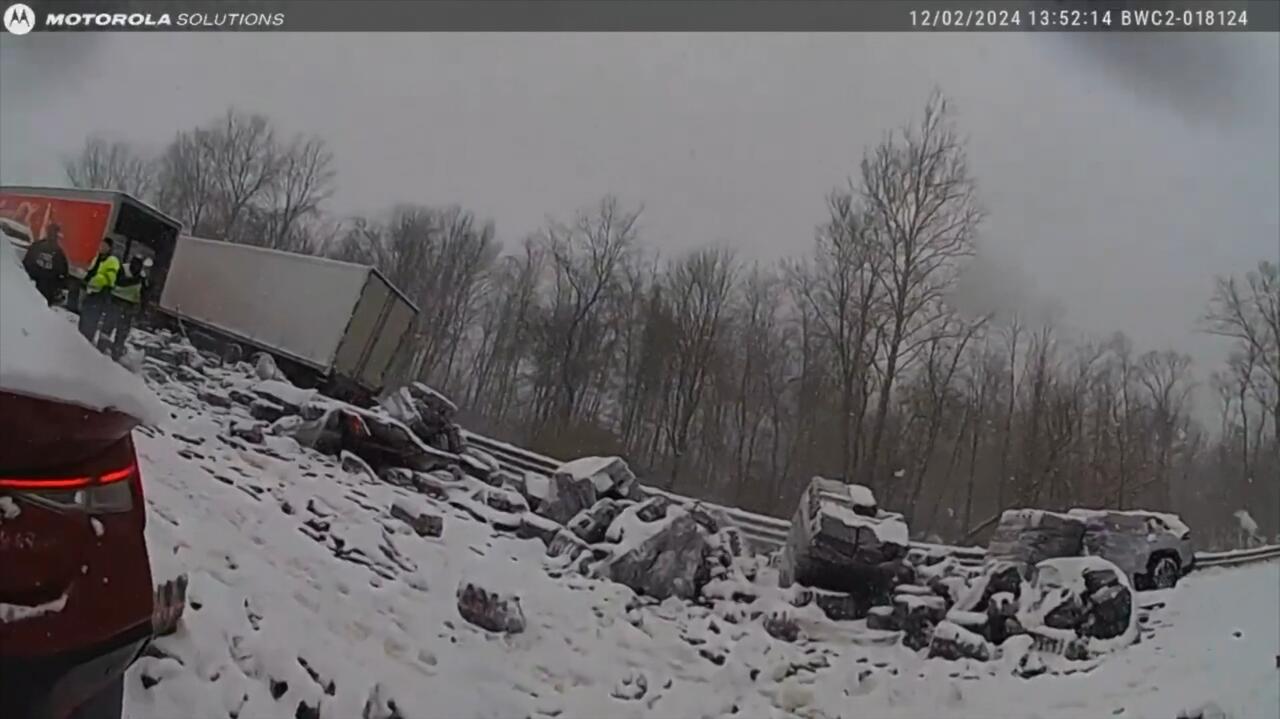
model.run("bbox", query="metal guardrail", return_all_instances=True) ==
[464,430,985,557]
[1195,545,1280,569]
[463,431,1280,571]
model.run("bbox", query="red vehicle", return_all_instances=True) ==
[0,392,154,718]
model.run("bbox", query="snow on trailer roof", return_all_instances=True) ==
[0,249,166,424]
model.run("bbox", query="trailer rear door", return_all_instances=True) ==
[333,270,390,379]
[357,295,415,389]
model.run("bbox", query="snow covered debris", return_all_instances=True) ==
[599,511,709,600]
[554,455,637,498]
[778,477,909,613]
[1018,556,1138,656]
[536,466,598,524]
[0,249,166,423]
[456,582,526,634]
[0,496,19,520]
[929,620,992,661]
[378,382,462,453]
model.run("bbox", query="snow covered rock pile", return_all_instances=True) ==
[536,467,599,525]
[777,477,911,618]
[599,512,711,601]
[536,455,638,524]
[874,554,1142,664]
[1017,557,1137,655]
[136,333,754,610]
[96,321,1269,719]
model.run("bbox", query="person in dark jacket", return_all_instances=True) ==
[102,256,150,359]
[21,223,69,306]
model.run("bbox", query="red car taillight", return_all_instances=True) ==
[0,438,141,515]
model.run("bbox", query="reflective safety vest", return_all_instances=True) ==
[112,276,144,304]
[85,256,121,294]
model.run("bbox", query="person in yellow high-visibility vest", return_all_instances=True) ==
[102,256,151,359]
[77,237,122,349]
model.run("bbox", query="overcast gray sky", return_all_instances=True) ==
[2,32,1277,400]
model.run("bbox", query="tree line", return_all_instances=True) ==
[64,97,1279,549]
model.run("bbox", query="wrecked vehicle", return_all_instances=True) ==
[1068,509,1194,590]
[987,508,1194,590]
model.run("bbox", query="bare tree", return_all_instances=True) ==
[903,310,987,518]
[859,91,984,492]
[1136,350,1194,505]
[64,136,154,198]
[659,247,737,488]
[538,196,640,424]
[262,135,335,250]
[1205,261,1280,446]
[155,128,217,234]
[207,110,279,241]
[789,190,884,485]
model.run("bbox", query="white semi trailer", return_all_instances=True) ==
[158,236,418,398]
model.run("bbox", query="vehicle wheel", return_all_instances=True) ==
[1148,555,1181,590]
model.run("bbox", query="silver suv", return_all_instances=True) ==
[1067,509,1194,590]
[986,508,1195,590]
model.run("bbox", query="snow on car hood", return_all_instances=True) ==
[0,249,167,424]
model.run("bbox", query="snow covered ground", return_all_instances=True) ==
[121,349,1279,719]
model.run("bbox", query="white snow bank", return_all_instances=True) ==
[0,250,166,423]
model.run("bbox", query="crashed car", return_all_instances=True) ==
[1067,509,1194,590]
[987,507,1194,590]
